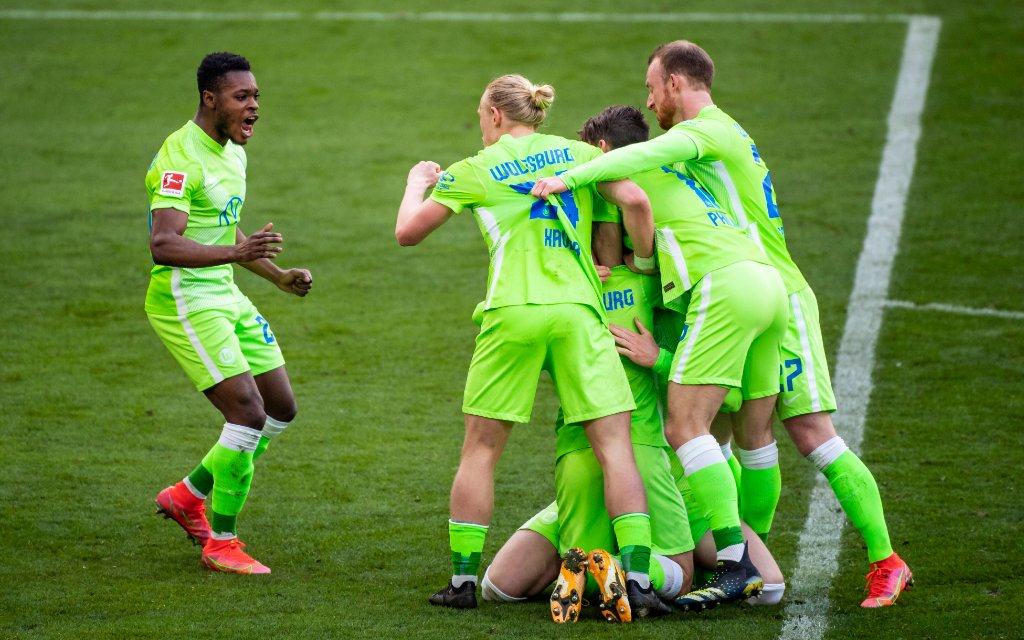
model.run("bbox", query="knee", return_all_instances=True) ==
[269,401,297,424]
[784,412,837,457]
[233,394,267,431]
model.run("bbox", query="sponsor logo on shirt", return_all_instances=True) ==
[159,171,187,197]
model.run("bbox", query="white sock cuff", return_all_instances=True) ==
[262,416,290,439]
[747,582,785,606]
[451,574,478,589]
[652,554,684,600]
[720,441,734,460]
[481,570,526,602]
[218,422,262,453]
[737,441,779,470]
[677,435,725,475]
[182,476,207,500]
[807,436,848,471]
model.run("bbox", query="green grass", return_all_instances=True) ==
[1,1,1022,638]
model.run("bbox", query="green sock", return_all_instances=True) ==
[252,436,271,460]
[646,552,665,591]
[611,513,652,576]
[739,465,781,541]
[823,450,893,562]
[252,416,290,461]
[186,462,214,496]
[687,463,743,550]
[726,450,743,496]
[448,520,488,579]
[203,442,256,535]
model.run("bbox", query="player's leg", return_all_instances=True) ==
[778,286,910,607]
[431,415,513,608]
[238,300,293,459]
[432,305,542,608]
[732,262,787,543]
[484,502,562,602]
[148,305,269,573]
[252,365,296,459]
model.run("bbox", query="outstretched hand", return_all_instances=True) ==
[277,268,313,297]
[530,177,568,199]
[609,317,660,368]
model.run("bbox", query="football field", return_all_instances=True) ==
[1,1,1022,638]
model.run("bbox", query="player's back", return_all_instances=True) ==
[433,133,607,313]
[630,165,766,310]
[674,106,808,294]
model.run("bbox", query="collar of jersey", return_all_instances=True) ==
[186,120,231,155]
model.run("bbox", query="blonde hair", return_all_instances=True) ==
[484,74,555,127]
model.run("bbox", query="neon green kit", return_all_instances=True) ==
[145,120,283,390]
[430,133,634,424]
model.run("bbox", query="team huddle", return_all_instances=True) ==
[145,43,912,622]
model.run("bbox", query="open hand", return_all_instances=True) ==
[610,317,660,368]
[234,223,283,262]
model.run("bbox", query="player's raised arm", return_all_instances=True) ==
[395,161,454,246]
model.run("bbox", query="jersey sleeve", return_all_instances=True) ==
[591,189,620,223]
[147,151,204,215]
[669,118,732,162]
[560,130,701,189]
[429,158,486,215]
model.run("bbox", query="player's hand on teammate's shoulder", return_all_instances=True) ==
[276,268,313,297]
[407,161,443,190]
[530,176,568,198]
[233,222,283,262]
[595,264,612,282]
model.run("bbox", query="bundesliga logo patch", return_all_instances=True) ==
[160,171,187,197]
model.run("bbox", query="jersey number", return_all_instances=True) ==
[780,357,803,392]
[510,180,579,228]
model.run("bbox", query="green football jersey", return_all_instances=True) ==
[630,166,767,311]
[145,120,247,315]
[430,133,612,317]
[561,105,807,294]
[554,267,668,459]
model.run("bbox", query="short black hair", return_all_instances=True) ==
[578,105,650,150]
[196,52,251,96]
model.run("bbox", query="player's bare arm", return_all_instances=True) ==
[235,227,313,297]
[395,161,454,246]
[149,208,282,267]
[595,179,656,271]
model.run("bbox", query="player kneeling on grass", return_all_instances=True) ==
[146,52,312,574]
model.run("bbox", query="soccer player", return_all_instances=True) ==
[146,52,312,574]
[534,86,792,610]
[536,41,912,608]
[394,74,666,618]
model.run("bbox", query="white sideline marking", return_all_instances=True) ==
[885,299,1024,321]
[0,9,917,23]
[780,16,941,640]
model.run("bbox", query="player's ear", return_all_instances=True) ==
[598,139,612,153]
[201,89,217,110]
[490,105,502,127]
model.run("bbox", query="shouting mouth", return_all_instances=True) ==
[241,114,258,138]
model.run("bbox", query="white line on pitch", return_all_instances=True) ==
[0,9,918,23]
[779,16,941,640]
[885,299,1024,320]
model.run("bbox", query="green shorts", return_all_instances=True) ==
[463,303,635,424]
[147,297,285,391]
[670,261,788,400]
[777,286,838,420]
[522,445,693,557]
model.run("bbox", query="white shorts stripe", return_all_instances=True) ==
[672,272,713,382]
[790,293,821,412]
[171,268,224,385]
[475,207,510,309]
